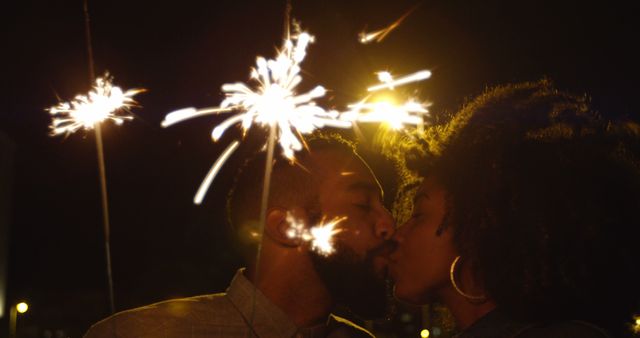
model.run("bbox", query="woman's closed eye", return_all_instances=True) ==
[410,210,425,220]
[354,203,372,211]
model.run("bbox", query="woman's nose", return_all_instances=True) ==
[392,220,411,243]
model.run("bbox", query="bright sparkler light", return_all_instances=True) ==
[162,29,353,204]
[285,212,346,256]
[162,31,351,160]
[48,73,144,136]
[337,67,431,130]
[309,217,345,256]
[367,70,432,92]
[341,97,430,130]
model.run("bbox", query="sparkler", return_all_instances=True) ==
[48,73,144,136]
[162,29,351,204]
[285,212,346,256]
[47,72,143,315]
[46,0,146,315]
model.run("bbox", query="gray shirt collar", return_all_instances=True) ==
[226,269,329,338]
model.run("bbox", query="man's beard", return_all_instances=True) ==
[309,240,395,320]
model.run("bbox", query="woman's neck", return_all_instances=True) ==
[439,286,497,330]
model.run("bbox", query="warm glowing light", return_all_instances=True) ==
[367,70,431,92]
[420,329,430,338]
[633,315,640,334]
[341,97,429,130]
[48,73,144,136]
[338,68,431,130]
[16,302,28,314]
[285,212,346,256]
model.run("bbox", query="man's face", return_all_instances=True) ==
[307,149,396,319]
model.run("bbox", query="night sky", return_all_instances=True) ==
[3,0,639,336]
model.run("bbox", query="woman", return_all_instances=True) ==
[389,80,640,337]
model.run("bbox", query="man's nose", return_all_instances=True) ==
[375,208,395,240]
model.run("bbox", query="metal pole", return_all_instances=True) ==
[83,0,115,314]
[95,124,116,314]
[9,306,16,338]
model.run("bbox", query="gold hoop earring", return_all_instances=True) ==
[449,255,486,301]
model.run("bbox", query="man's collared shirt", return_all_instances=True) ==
[84,269,373,338]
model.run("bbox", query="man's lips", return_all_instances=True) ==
[370,240,398,258]
[370,240,399,276]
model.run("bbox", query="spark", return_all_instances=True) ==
[193,140,240,204]
[376,71,394,85]
[359,4,420,44]
[48,73,144,136]
[632,315,640,334]
[367,70,431,92]
[285,212,346,256]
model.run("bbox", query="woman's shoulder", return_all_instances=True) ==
[516,320,610,338]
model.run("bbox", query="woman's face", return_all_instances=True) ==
[389,176,457,304]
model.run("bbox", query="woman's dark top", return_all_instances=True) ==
[455,309,610,338]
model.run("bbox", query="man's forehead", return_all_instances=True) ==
[307,148,383,192]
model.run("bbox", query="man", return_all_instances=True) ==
[84,134,396,337]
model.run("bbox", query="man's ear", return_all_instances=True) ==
[264,207,308,247]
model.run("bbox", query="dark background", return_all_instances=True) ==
[3,0,639,337]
